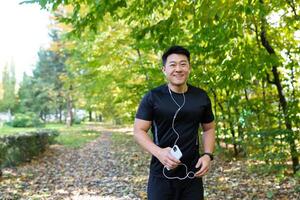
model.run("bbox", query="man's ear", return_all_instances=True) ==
[162,66,166,75]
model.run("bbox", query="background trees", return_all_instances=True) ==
[17,31,68,123]
[0,62,17,121]
[19,0,299,173]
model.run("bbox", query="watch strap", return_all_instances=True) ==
[201,152,214,161]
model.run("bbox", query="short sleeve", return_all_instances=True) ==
[135,91,153,121]
[200,94,214,123]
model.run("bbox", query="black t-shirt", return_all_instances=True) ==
[135,84,214,178]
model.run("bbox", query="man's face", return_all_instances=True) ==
[163,53,190,86]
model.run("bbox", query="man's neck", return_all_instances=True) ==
[167,83,188,93]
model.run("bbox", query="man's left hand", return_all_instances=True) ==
[194,154,211,177]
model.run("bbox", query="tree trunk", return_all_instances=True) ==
[7,108,12,122]
[39,110,45,122]
[98,114,102,122]
[259,1,299,172]
[66,85,73,127]
[225,90,238,156]
[262,79,271,128]
[89,110,92,122]
[214,90,229,149]
[228,113,238,156]
[234,105,244,155]
[211,89,220,147]
[59,105,63,123]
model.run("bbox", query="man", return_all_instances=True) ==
[134,45,215,200]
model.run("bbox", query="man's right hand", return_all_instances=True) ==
[156,147,181,170]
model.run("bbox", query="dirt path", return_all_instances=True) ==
[0,129,146,200]
[0,125,299,199]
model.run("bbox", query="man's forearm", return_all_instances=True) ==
[202,128,215,153]
[134,130,161,158]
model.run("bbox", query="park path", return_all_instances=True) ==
[0,124,299,200]
[0,125,147,200]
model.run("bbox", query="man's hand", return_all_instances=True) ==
[156,147,181,170]
[194,154,211,177]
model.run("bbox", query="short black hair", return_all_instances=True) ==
[162,45,190,66]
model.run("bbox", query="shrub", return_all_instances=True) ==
[72,117,82,125]
[243,129,296,165]
[11,112,44,128]
[0,129,59,168]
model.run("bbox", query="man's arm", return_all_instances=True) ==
[133,118,180,170]
[202,121,215,154]
[195,121,215,177]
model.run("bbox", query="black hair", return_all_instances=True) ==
[162,45,190,66]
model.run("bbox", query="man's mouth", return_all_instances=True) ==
[173,74,184,78]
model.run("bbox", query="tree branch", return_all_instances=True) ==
[260,29,276,54]
[266,72,275,84]
[286,0,299,18]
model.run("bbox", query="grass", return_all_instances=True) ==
[0,126,37,136]
[0,123,101,148]
[55,129,101,148]
[0,123,84,136]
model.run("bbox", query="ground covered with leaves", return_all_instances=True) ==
[0,125,299,199]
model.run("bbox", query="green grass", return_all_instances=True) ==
[0,123,101,148]
[55,129,101,148]
[0,123,83,136]
[0,126,37,136]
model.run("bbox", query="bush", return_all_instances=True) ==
[0,129,59,168]
[72,117,82,125]
[11,112,44,128]
[243,129,296,165]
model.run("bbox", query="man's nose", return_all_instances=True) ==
[174,65,183,71]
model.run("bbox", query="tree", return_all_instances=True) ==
[28,0,299,173]
[0,61,17,121]
[18,31,67,123]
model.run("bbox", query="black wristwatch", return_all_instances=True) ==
[201,152,214,161]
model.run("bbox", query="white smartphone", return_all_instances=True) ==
[166,145,183,170]
[170,145,182,160]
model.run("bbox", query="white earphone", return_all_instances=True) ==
[162,86,196,180]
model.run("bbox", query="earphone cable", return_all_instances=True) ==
[168,86,185,146]
[163,86,196,180]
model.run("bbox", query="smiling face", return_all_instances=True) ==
[162,53,191,88]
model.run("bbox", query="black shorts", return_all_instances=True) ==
[147,175,204,200]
